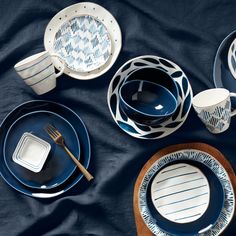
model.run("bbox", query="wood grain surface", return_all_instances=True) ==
[133,143,236,236]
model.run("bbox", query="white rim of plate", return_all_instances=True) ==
[138,149,235,236]
[227,38,236,80]
[107,55,193,139]
[44,2,122,80]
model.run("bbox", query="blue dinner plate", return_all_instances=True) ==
[146,160,224,236]
[3,110,80,190]
[0,100,91,198]
[213,29,236,108]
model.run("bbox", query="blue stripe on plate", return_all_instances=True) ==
[16,55,49,72]
[165,202,208,216]
[154,184,208,200]
[154,177,204,192]
[23,63,53,80]
[29,72,54,87]
[175,213,202,221]
[156,171,198,184]
[161,165,187,174]
[157,192,209,208]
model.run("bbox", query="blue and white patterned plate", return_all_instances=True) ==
[107,55,193,139]
[213,30,236,108]
[228,38,236,80]
[54,15,111,73]
[44,2,122,80]
[139,149,235,236]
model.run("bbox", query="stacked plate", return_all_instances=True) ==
[138,147,235,236]
[107,55,193,139]
[213,30,236,108]
[44,2,122,80]
[0,100,91,198]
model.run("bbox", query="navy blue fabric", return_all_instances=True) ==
[0,0,235,235]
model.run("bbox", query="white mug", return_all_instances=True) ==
[192,88,236,133]
[14,51,65,95]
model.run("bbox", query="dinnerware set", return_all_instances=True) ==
[1,1,236,235]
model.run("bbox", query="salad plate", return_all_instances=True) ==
[146,160,224,236]
[44,2,122,80]
[107,55,193,139]
[138,147,235,236]
[3,110,80,190]
[213,29,236,108]
[0,100,91,198]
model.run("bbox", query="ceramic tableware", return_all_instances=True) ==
[148,161,224,236]
[151,163,211,224]
[213,30,236,108]
[53,15,111,73]
[192,88,236,133]
[44,2,122,80]
[107,55,193,139]
[125,66,179,101]
[3,110,80,190]
[12,132,51,173]
[119,80,177,126]
[228,38,236,80]
[14,51,65,95]
[0,101,91,198]
[138,148,234,236]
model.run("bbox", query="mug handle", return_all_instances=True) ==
[50,53,66,78]
[230,92,236,117]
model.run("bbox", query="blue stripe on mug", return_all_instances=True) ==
[29,72,54,87]
[16,55,49,72]
[23,63,53,80]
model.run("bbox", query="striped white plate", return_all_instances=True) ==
[151,163,210,223]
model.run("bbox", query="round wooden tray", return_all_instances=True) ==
[133,143,236,236]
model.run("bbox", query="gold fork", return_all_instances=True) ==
[44,124,94,181]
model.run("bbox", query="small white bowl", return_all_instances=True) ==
[13,133,51,173]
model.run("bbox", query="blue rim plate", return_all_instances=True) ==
[107,55,193,139]
[3,110,80,190]
[147,160,224,236]
[213,29,236,108]
[139,149,235,236]
[0,100,91,198]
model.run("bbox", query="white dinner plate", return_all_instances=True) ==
[44,2,122,80]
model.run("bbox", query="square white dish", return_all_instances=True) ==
[13,132,51,173]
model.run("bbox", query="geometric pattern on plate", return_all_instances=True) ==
[107,55,193,139]
[151,163,210,224]
[139,149,235,236]
[197,100,231,133]
[44,2,122,80]
[54,15,112,73]
[227,38,236,80]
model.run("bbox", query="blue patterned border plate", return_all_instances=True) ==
[139,149,235,236]
[107,55,193,139]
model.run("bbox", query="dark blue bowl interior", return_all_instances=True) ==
[3,110,80,190]
[120,80,177,116]
[146,160,224,236]
[125,67,179,100]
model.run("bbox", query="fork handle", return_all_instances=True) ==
[63,145,94,181]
